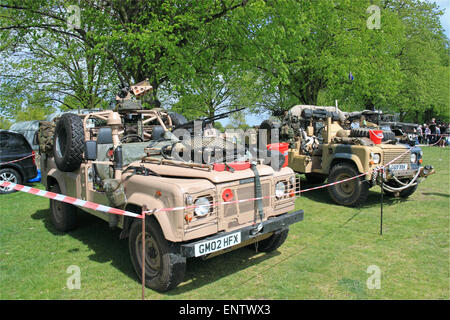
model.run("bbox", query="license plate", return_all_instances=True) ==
[389,163,408,171]
[194,232,241,257]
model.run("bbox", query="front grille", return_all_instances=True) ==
[383,149,410,166]
[222,183,271,218]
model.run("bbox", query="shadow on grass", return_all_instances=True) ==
[422,192,449,198]
[299,180,406,209]
[31,207,283,295]
[31,208,136,281]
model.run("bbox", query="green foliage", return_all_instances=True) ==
[0,0,448,124]
[0,117,12,129]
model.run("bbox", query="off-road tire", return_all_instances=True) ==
[327,163,369,207]
[260,119,281,145]
[0,168,21,194]
[384,180,418,198]
[49,184,78,232]
[168,112,188,127]
[259,119,281,130]
[255,228,289,252]
[53,113,85,172]
[305,172,327,185]
[129,218,186,292]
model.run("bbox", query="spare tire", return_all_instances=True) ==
[259,119,281,131]
[53,113,85,172]
[168,112,188,127]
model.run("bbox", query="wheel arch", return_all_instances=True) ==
[328,154,364,173]
[120,200,179,242]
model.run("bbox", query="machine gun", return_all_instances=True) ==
[173,107,246,134]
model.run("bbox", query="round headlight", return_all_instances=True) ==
[410,153,417,163]
[194,197,210,216]
[275,182,286,199]
[373,153,381,164]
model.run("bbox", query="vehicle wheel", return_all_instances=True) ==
[305,172,327,185]
[53,113,85,172]
[260,119,281,144]
[255,228,289,252]
[327,163,369,206]
[168,112,188,127]
[382,131,396,141]
[0,168,21,194]
[49,184,77,232]
[384,180,418,198]
[129,218,186,292]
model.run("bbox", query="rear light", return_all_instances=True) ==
[31,151,36,165]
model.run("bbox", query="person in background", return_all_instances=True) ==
[417,125,423,144]
[424,125,431,145]
[445,124,450,146]
[435,125,441,147]
[429,119,436,144]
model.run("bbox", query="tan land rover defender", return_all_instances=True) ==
[38,82,303,292]
[260,105,434,207]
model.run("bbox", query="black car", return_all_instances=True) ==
[0,130,38,194]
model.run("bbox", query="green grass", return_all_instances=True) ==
[1,147,449,299]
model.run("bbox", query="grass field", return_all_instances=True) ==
[0,147,448,300]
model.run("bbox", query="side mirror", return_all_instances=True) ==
[84,140,97,161]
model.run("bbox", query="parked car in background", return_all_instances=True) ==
[0,130,38,194]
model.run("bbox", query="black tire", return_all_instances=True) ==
[399,184,418,198]
[259,119,281,131]
[168,112,188,127]
[49,184,77,232]
[53,113,85,172]
[0,168,21,194]
[327,163,369,207]
[255,228,289,252]
[305,172,327,185]
[384,180,418,198]
[381,131,396,141]
[129,218,186,292]
[260,119,281,145]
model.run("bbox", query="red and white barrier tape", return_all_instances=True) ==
[0,181,142,219]
[151,144,417,213]
[0,142,432,217]
[0,153,34,165]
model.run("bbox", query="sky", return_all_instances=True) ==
[233,0,450,127]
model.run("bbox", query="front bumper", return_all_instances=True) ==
[180,209,304,258]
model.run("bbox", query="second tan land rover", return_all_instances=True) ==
[37,82,303,292]
[260,105,434,207]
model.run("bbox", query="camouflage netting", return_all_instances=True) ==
[38,121,56,155]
